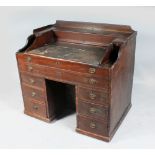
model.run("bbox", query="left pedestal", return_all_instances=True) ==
[17,55,55,122]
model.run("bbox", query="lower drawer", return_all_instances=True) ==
[24,98,47,118]
[77,100,108,121]
[77,115,108,136]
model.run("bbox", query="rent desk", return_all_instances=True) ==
[16,20,137,142]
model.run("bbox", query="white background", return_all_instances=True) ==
[0,6,155,148]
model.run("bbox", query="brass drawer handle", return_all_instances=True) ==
[89,107,97,114]
[89,78,96,84]
[29,78,35,84]
[31,92,36,97]
[26,56,32,62]
[89,68,96,74]
[55,61,60,65]
[28,66,33,72]
[33,105,39,110]
[89,92,96,100]
[89,122,96,129]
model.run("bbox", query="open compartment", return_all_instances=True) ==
[45,79,76,119]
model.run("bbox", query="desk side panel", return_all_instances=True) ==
[109,34,136,137]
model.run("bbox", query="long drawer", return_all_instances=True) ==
[18,63,109,89]
[17,54,109,79]
[77,99,108,121]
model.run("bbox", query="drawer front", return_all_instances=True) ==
[78,87,108,105]
[62,72,108,89]
[18,63,63,80]
[17,53,109,78]
[24,98,47,117]
[77,115,108,136]
[77,100,108,121]
[22,84,46,102]
[20,73,45,88]
[18,63,108,89]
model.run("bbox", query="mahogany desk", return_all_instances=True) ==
[16,20,137,142]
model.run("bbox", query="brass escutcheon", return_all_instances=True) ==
[31,92,36,97]
[55,61,60,65]
[30,78,35,84]
[89,92,96,100]
[28,66,33,72]
[26,56,32,62]
[89,67,96,74]
[89,78,96,84]
[89,107,97,114]
[33,105,38,110]
[89,122,96,129]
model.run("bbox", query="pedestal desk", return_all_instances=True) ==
[16,20,137,142]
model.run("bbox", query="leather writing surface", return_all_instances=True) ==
[28,43,107,66]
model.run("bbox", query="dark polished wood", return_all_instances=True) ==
[16,20,137,142]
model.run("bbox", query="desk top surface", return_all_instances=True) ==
[28,42,107,66]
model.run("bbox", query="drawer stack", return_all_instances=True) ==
[18,56,52,122]
[76,67,110,141]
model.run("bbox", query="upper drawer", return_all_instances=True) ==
[17,53,109,79]
[77,86,108,105]
[20,73,45,89]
